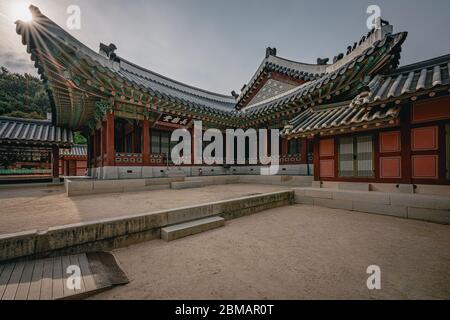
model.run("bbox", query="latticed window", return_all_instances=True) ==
[339,137,354,177]
[338,135,374,178]
[151,131,160,155]
[151,130,171,156]
[151,130,177,164]
[356,136,374,177]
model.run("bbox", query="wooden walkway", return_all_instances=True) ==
[0,253,108,300]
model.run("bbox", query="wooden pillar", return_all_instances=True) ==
[100,123,106,167]
[400,105,412,184]
[143,119,150,165]
[105,112,115,166]
[301,137,308,164]
[89,134,95,171]
[92,131,98,168]
[61,158,66,177]
[313,135,320,181]
[52,146,60,180]
[282,138,288,156]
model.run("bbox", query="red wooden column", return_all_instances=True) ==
[92,131,98,168]
[60,158,65,176]
[100,122,106,167]
[142,119,150,165]
[105,112,115,166]
[313,135,321,181]
[87,134,93,170]
[301,137,308,164]
[400,105,412,184]
[52,146,60,180]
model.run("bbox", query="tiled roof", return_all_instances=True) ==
[16,6,407,130]
[353,54,450,107]
[0,117,73,146]
[117,60,236,113]
[238,25,396,108]
[60,144,87,157]
[240,31,407,118]
[282,53,450,138]
[238,55,327,106]
[15,6,237,129]
[284,101,400,136]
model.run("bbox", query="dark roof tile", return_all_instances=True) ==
[0,117,73,146]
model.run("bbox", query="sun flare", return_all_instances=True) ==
[11,2,32,22]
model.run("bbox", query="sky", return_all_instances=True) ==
[0,0,449,95]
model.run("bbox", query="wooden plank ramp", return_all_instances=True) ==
[0,252,128,300]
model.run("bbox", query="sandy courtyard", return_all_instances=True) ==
[0,184,288,234]
[93,205,450,300]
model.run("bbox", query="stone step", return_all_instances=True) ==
[161,216,225,242]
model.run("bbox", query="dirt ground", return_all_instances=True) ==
[0,184,288,234]
[93,205,450,300]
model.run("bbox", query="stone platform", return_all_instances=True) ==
[0,190,294,262]
[294,187,450,225]
[65,175,313,196]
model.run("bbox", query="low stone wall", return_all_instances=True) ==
[66,175,313,196]
[318,181,450,196]
[294,188,450,225]
[0,191,294,262]
[65,177,185,196]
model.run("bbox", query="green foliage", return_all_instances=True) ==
[0,66,50,118]
[0,66,87,146]
[3,110,45,120]
[74,132,87,145]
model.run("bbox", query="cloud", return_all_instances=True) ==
[0,50,37,75]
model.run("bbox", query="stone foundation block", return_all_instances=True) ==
[407,207,450,225]
[353,201,407,218]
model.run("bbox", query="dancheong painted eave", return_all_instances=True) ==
[237,23,404,109]
[282,101,400,138]
[15,5,240,130]
[16,5,408,132]
[281,54,450,138]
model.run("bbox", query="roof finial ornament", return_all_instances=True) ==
[99,43,118,61]
[265,47,277,58]
[317,58,329,65]
[231,91,239,99]
[380,18,390,27]
[333,53,344,64]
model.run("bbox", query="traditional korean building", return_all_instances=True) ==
[14,6,450,187]
[0,116,73,182]
[59,145,87,177]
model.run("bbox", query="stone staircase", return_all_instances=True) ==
[161,216,225,241]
